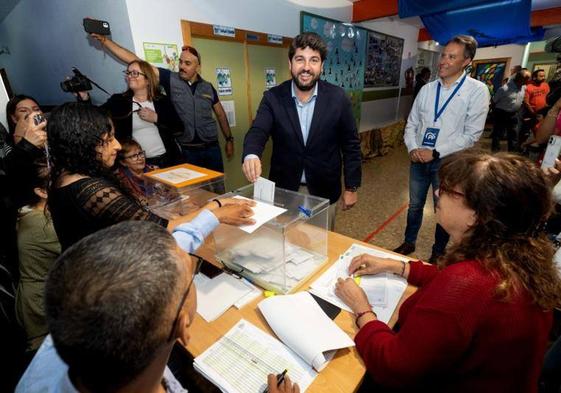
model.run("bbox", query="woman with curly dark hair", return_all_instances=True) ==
[47,102,254,251]
[335,149,561,392]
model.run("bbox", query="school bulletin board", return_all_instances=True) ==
[301,12,367,127]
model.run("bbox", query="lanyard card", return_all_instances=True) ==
[541,135,561,169]
[421,127,440,147]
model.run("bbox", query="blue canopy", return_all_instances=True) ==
[398,0,490,18]
[400,0,544,47]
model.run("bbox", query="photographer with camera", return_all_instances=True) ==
[1,95,49,390]
[87,29,235,178]
[66,63,182,168]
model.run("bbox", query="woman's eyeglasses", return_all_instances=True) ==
[438,184,465,199]
[123,150,146,161]
[123,70,146,78]
[166,253,205,341]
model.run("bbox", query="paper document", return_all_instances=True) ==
[253,177,275,204]
[150,167,206,184]
[194,273,256,322]
[233,286,261,309]
[234,195,287,234]
[194,319,317,393]
[259,292,355,372]
[309,244,408,323]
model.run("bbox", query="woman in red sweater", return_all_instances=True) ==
[336,149,561,392]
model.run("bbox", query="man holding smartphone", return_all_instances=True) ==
[87,31,234,176]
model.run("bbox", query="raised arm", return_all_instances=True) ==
[89,33,160,79]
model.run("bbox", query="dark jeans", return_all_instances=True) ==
[492,108,518,152]
[404,160,449,256]
[145,153,172,168]
[180,144,225,194]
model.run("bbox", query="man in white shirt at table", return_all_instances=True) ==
[393,35,490,263]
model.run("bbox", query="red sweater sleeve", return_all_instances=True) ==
[407,260,439,287]
[354,262,493,388]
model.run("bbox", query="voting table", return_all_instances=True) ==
[188,230,416,392]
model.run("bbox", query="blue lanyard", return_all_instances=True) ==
[434,74,467,123]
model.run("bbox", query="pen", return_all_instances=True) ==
[263,369,288,393]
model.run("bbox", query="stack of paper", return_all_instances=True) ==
[194,273,258,322]
[194,319,317,393]
[309,244,408,323]
[258,292,355,372]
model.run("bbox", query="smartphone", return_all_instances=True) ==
[541,135,561,169]
[200,262,223,279]
[33,113,46,126]
[83,18,111,35]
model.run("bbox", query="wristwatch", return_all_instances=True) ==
[432,149,440,160]
[225,136,234,142]
[345,186,359,192]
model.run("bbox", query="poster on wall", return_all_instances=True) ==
[143,42,179,72]
[216,68,232,96]
[221,100,236,127]
[364,31,404,88]
[301,12,367,126]
[471,59,507,96]
[265,68,277,89]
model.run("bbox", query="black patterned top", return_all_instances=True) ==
[49,177,168,251]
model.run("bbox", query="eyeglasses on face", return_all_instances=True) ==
[123,150,146,160]
[123,70,146,78]
[438,184,465,198]
[166,253,206,342]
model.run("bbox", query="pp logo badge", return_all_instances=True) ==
[421,127,440,147]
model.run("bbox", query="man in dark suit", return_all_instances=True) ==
[242,32,361,229]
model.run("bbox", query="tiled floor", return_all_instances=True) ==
[334,128,493,262]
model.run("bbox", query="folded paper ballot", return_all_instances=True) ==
[258,292,355,372]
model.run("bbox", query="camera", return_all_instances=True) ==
[60,68,92,93]
[33,113,46,126]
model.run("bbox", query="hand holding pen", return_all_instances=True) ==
[264,369,299,393]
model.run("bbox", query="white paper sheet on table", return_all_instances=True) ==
[194,273,256,322]
[309,244,408,324]
[253,177,275,204]
[258,292,355,372]
[149,167,206,184]
[233,284,262,309]
[234,195,287,234]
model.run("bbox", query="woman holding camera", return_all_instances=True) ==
[335,150,561,392]
[47,103,253,251]
[79,60,182,168]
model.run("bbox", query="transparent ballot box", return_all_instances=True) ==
[213,184,329,294]
[143,163,224,220]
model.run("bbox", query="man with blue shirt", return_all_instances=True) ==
[394,35,490,262]
[491,69,530,151]
[242,32,361,230]
[16,221,297,393]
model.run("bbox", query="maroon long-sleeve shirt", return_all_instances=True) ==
[355,260,552,392]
